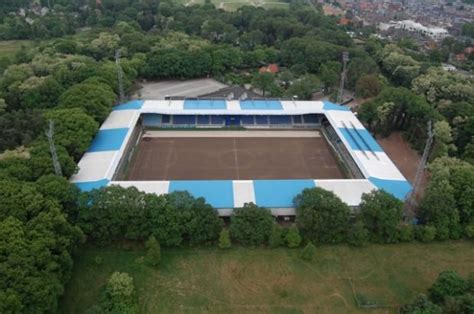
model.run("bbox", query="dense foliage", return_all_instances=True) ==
[229,203,274,245]
[78,186,222,246]
[295,187,350,244]
[401,271,473,314]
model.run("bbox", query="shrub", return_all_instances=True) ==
[285,226,302,248]
[300,241,316,261]
[398,225,415,242]
[429,271,468,304]
[145,235,161,267]
[416,225,437,243]
[269,224,283,248]
[218,229,231,249]
[100,272,137,313]
[295,187,350,244]
[360,190,403,243]
[229,203,274,245]
[465,224,474,239]
[348,221,369,247]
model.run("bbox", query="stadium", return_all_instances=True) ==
[70,98,412,216]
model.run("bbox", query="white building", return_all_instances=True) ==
[397,20,449,40]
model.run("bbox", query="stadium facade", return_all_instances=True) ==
[70,99,412,216]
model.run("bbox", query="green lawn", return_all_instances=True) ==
[0,40,34,57]
[61,241,474,313]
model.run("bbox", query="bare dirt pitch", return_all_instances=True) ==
[125,133,345,180]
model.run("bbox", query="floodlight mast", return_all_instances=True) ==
[115,49,125,103]
[46,119,63,177]
[404,120,434,221]
[337,51,349,104]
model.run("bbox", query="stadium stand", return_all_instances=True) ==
[71,99,411,215]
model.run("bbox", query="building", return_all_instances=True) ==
[397,20,449,40]
[71,99,411,216]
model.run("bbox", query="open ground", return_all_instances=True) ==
[61,241,474,313]
[125,130,345,180]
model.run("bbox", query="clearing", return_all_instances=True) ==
[61,241,474,313]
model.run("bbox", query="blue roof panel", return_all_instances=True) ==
[184,99,227,110]
[254,179,316,208]
[369,177,412,200]
[75,179,110,192]
[88,128,129,152]
[169,180,234,208]
[240,100,283,110]
[322,101,351,111]
[338,128,383,152]
[113,100,144,111]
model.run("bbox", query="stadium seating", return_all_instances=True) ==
[255,115,269,125]
[269,115,292,124]
[197,115,210,125]
[241,115,255,125]
[173,115,196,125]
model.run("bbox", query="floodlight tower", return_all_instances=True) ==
[46,120,63,177]
[337,51,349,104]
[115,49,125,103]
[404,121,434,221]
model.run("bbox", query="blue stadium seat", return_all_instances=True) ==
[269,115,292,124]
[241,115,255,125]
[303,114,319,124]
[255,115,269,125]
[292,115,303,124]
[197,115,210,125]
[210,115,224,125]
[161,115,171,124]
[173,115,196,125]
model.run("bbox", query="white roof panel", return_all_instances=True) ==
[317,179,377,206]
[70,151,117,182]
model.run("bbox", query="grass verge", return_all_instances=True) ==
[61,241,474,313]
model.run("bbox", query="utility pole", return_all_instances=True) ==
[46,120,63,177]
[404,121,434,221]
[337,51,349,104]
[115,49,125,103]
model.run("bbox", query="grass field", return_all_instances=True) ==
[61,241,474,313]
[0,40,34,58]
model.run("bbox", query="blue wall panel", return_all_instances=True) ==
[254,180,316,208]
[142,114,161,127]
[169,180,234,208]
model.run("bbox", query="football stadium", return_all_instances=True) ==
[70,98,412,216]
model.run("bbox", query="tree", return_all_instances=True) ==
[145,235,161,267]
[429,271,468,304]
[44,108,99,160]
[35,175,80,221]
[58,82,116,123]
[431,120,456,160]
[269,223,284,248]
[218,229,231,249]
[400,294,442,314]
[287,74,322,100]
[101,272,137,313]
[348,220,369,247]
[300,241,316,261]
[211,47,242,74]
[359,190,403,243]
[252,72,276,97]
[285,225,302,248]
[355,74,382,98]
[419,178,461,240]
[229,203,274,246]
[415,225,436,243]
[295,187,350,244]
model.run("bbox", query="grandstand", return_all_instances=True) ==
[70,98,412,216]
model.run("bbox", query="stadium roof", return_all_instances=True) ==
[71,99,411,213]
